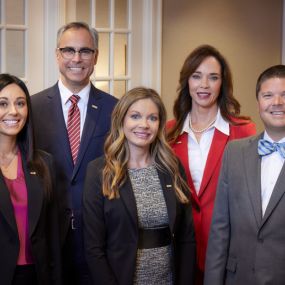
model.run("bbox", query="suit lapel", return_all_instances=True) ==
[261,154,285,227]
[244,135,263,227]
[199,129,229,197]
[0,175,17,233]
[22,154,44,237]
[157,168,176,232]
[0,153,44,237]
[46,85,73,167]
[120,176,138,228]
[73,86,102,177]
[119,167,177,232]
[172,133,198,205]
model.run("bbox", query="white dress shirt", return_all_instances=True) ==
[58,79,90,139]
[181,109,229,194]
[260,131,285,216]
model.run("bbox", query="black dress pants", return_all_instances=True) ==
[62,226,91,285]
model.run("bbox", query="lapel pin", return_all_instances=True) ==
[92,104,98,109]
[176,141,182,144]
[166,184,172,188]
[30,171,37,175]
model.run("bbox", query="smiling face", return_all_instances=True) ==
[56,27,98,93]
[258,77,285,141]
[123,98,160,154]
[0,83,28,140]
[188,56,222,111]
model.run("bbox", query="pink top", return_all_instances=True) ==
[4,151,34,265]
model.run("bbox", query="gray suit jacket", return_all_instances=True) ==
[204,134,285,285]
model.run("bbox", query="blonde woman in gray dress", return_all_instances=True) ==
[83,87,196,285]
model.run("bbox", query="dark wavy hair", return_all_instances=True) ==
[0,74,52,196]
[167,45,250,143]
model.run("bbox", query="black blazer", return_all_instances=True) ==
[83,156,196,285]
[31,84,117,262]
[0,150,61,285]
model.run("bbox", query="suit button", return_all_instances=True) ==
[71,180,76,185]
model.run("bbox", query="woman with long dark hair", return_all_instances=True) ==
[0,74,61,285]
[167,45,256,284]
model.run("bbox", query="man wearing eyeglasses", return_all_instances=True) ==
[31,22,118,285]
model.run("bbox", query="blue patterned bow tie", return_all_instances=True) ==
[258,139,285,159]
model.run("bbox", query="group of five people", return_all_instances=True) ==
[0,21,284,285]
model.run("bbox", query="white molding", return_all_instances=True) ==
[141,0,162,92]
[141,0,153,87]
[27,0,44,93]
[154,0,162,93]
[282,0,285,64]
[44,0,61,87]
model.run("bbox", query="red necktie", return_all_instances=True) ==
[67,95,81,164]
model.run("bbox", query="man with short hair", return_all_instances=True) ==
[31,22,118,285]
[204,65,285,285]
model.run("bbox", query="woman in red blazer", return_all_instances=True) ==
[167,45,256,284]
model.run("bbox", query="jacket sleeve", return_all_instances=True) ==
[175,162,196,285]
[204,144,231,285]
[83,159,118,285]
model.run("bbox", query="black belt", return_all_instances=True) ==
[138,227,171,249]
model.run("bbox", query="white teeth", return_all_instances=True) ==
[69,67,83,71]
[271,111,285,115]
[3,120,18,126]
[197,93,210,97]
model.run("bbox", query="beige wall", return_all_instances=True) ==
[162,0,283,133]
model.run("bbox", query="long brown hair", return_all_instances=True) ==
[167,45,250,143]
[0,74,52,197]
[103,87,189,203]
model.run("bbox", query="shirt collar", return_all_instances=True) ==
[181,108,229,135]
[58,79,91,106]
[263,131,285,144]
[214,109,230,136]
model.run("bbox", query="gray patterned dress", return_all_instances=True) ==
[128,165,173,285]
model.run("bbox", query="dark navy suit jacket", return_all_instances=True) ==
[31,83,117,263]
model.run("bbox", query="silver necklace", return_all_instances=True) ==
[189,115,217,133]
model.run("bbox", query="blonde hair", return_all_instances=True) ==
[103,87,189,203]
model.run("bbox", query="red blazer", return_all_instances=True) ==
[167,118,256,273]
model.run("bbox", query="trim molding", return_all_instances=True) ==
[281,0,285,64]
[141,0,162,92]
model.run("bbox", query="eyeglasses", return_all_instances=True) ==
[57,47,95,60]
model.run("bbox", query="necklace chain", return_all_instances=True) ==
[189,115,217,133]
[0,153,17,170]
